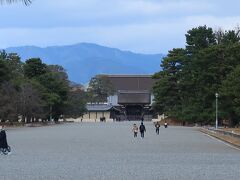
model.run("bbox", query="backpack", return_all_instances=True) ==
[140,125,145,132]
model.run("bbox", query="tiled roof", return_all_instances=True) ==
[107,75,156,91]
[86,104,113,111]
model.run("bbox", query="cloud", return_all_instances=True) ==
[0,0,240,53]
[185,16,240,30]
[0,0,228,28]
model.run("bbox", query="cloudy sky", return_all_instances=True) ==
[0,0,239,53]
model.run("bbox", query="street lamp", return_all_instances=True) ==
[215,93,219,129]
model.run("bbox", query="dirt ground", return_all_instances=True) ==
[200,128,240,147]
[223,128,240,135]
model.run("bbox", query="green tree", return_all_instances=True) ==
[0,58,10,84]
[186,25,216,54]
[64,90,87,119]
[47,65,68,81]
[215,29,240,45]
[38,71,69,121]
[0,51,89,124]
[5,53,24,77]
[19,82,45,123]
[24,58,47,79]
[153,48,187,119]
[0,82,19,122]
[4,53,25,87]
[153,26,240,125]
[220,65,240,126]
[88,75,115,103]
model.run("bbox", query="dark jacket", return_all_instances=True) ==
[139,124,146,132]
[0,130,8,148]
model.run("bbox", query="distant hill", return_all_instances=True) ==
[5,43,164,84]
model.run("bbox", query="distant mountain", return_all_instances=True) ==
[5,43,164,83]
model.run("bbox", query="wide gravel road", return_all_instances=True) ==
[1,122,240,180]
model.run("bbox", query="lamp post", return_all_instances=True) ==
[215,93,219,129]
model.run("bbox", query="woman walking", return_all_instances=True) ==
[0,125,11,155]
[132,124,138,138]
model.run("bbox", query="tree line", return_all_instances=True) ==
[0,52,87,123]
[153,25,240,127]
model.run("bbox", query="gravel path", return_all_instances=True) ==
[1,122,240,180]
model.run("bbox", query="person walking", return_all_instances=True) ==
[139,122,146,138]
[164,121,168,128]
[0,125,10,154]
[155,122,160,135]
[132,124,138,138]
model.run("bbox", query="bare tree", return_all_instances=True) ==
[0,82,19,123]
[19,83,45,123]
[0,0,32,5]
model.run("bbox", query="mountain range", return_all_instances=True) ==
[5,43,164,84]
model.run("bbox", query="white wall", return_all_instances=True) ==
[151,94,155,105]
[77,111,113,122]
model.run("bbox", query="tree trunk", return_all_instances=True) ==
[26,116,31,123]
[22,115,25,123]
[229,112,238,127]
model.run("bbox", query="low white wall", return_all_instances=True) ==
[66,118,114,123]
[152,114,165,122]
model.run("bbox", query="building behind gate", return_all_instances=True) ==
[82,75,159,122]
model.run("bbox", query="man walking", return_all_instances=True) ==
[155,122,160,135]
[164,121,168,128]
[139,122,146,138]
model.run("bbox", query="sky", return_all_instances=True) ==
[0,0,240,54]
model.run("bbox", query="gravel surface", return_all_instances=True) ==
[1,122,240,180]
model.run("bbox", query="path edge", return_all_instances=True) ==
[199,128,240,149]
